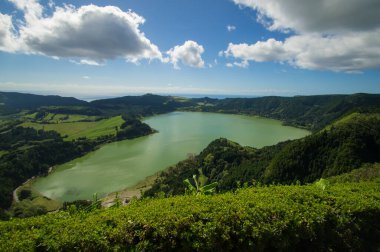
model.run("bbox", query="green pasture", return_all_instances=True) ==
[21,116,123,140]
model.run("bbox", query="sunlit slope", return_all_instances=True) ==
[21,116,124,140]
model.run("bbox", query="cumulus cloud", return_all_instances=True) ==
[227,25,236,32]
[166,40,205,69]
[8,0,43,24]
[233,0,380,33]
[225,32,380,72]
[1,2,163,64]
[228,0,380,72]
[225,39,289,62]
[0,13,19,52]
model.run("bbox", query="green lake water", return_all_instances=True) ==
[33,112,310,201]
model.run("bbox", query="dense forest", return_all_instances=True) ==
[186,93,380,131]
[116,114,155,140]
[0,92,87,115]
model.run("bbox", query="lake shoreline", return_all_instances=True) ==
[29,111,310,203]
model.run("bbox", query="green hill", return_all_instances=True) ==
[0,92,87,111]
[264,113,380,184]
[191,93,380,131]
[89,93,191,116]
[145,113,380,196]
[2,92,379,131]
[326,163,380,184]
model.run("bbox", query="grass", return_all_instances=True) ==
[23,113,100,123]
[15,180,62,212]
[327,163,380,184]
[0,150,7,158]
[324,112,380,131]
[21,116,124,140]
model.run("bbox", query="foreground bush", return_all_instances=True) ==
[0,182,379,251]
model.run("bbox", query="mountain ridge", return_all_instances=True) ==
[1,91,380,131]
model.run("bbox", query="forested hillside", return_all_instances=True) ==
[145,113,380,196]
[0,128,96,210]
[0,92,87,114]
[2,92,379,131]
[264,113,380,183]
[89,93,191,116]
[190,93,380,131]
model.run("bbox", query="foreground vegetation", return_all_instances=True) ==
[0,181,379,251]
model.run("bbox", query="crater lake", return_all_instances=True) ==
[33,112,310,201]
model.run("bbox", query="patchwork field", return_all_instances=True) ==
[21,115,124,140]
[23,113,100,123]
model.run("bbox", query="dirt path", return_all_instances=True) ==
[101,174,157,208]
[12,176,36,204]
[13,188,20,203]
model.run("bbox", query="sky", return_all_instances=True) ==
[0,0,379,99]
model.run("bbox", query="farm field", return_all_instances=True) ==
[21,115,124,140]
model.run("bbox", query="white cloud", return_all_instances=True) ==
[0,13,19,52]
[8,0,43,24]
[225,32,380,72]
[1,3,163,64]
[82,75,90,79]
[225,60,249,69]
[227,25,236,32]
[286,32,380,72]
[79,59,102,66]
[2,2,208,68]
[228,0,380,72]
[225,39,289,62]
[233,0,380,33]
[233,60,249,68]
[166,40,205,69]
[48,0,55,9]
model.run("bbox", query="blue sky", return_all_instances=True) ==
[0,0,379,99]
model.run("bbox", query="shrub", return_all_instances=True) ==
[0,182,379,251]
